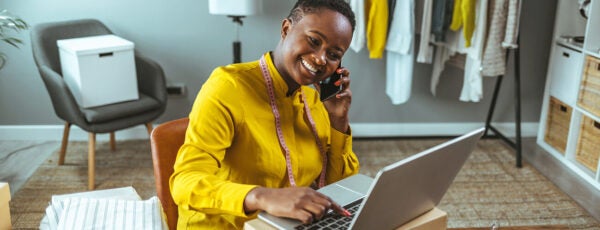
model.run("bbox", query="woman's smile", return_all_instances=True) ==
[301,58,318,74]
[300,58,321,82]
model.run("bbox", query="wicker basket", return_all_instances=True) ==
[577,56,600,117]
[544,97,572,154]
[575,115,600,172]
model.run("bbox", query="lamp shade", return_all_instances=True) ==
[208,0,263,16]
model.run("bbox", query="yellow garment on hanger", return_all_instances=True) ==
[450,0,477,47]
[366,0,388,59]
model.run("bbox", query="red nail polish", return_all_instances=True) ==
[342,209,351,217]
[334,80,341,86]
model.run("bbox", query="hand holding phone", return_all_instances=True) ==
[319,64,343,101]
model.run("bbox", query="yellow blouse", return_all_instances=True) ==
[450,0,477,47]
[170,53,360,229]
[366,0,389,59]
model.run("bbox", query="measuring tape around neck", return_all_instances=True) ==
[259,55,328,188]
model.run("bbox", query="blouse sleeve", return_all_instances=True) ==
[325,127,360,184]
[169,69,257,217]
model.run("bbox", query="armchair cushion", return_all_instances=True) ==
[81,93,161,123]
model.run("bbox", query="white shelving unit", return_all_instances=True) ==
[537,0,600,191]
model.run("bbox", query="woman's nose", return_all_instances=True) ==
[313,51,326,66]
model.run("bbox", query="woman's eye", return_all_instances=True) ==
[328,52,341,61]
[308,37,320,46]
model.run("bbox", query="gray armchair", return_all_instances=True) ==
[31,19,167,190]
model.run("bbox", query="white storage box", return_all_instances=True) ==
[58,35,138,108]
[548,44,583,106]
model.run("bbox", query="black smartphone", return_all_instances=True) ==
[319,64,343,101]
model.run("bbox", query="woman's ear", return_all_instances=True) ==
[281,18,292,39]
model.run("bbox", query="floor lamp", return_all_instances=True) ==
[208,0,263,64]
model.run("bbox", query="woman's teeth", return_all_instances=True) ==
[301,59,317,73]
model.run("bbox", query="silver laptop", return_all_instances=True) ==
[258,127,484,230]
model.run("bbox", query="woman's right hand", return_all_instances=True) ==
[244,187,346,224]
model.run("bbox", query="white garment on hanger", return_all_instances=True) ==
[430,0,489,102]
[459,0,488,102]
[385,0,415,104]
[349,0,366,53]
[416,0,434,63]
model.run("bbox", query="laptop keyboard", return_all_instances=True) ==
[295,199,362,230]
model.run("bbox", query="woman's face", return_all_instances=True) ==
[276,8,353,86]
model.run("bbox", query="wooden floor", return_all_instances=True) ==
[520,138,600,221]
[0,140,58,196]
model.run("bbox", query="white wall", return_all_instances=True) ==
[0,0,556,138]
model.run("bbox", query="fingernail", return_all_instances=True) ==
[342,209,351,217]
[334,80,341,86]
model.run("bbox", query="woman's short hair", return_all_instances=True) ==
[287,0,356,32]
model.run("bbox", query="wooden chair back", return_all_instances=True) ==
[150,117,189,230]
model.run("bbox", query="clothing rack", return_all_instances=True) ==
[483,37,522,168]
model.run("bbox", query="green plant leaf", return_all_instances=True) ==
[0,9,27,70]
[0,53,6,70]
[1,37,23,48]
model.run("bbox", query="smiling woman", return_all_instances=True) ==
[0,9,28,70]
[169,0,360,229]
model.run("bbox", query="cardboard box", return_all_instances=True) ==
[57,35,138,108]
[396,207,447,230]
[0,182,11,230]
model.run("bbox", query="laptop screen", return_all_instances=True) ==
[258,128,484,229]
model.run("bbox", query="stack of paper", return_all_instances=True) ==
[41,187,166,230]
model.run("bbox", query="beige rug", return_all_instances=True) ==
[9,139,600,229]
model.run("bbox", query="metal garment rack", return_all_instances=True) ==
[483,37,522,168]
